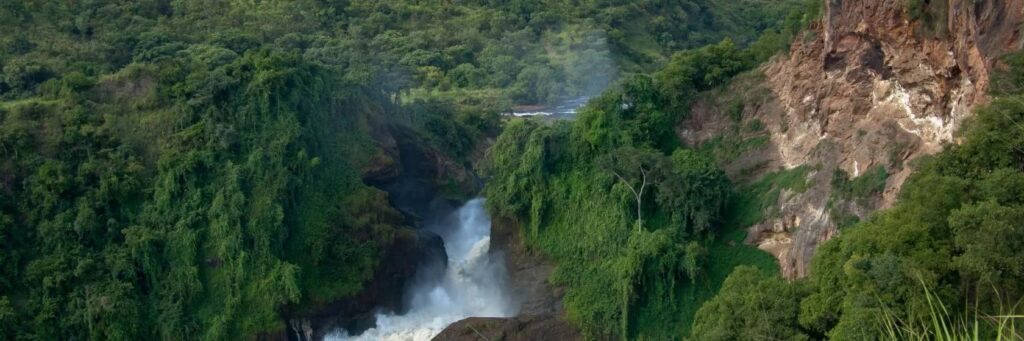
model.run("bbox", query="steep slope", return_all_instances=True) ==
[682,0,1023,278]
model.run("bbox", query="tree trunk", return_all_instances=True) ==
[637,167,647,232]
[635,192,642,232]
[611,166,648,233]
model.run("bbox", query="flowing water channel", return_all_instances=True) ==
[507,96,590,119]
[327,199,516,341]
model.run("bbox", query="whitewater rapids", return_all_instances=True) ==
[327,198,516,341]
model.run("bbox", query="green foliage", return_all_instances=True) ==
[333,0,806,106]
[481,3,824,334]
[906,0,927,20]
[690,77,778,166]
[0,46,402,338]
[734,166,813,225]
[665,167,809,339]
[598,146,674,232]
[690,266,811,340]
[405,98,499,159]
[635,168,784,338]
[660,149,733,234]
[831,165,889,204]
[881,279,1024,341]
[483,53,795,338]
[575,74,677,151]
[989,52,1024,97]
[827,165,889,229]
[656,39,750,116]
[0,2,442,338]
[905,0,949,38]
[698,134,771,165]
[0,0,824,338]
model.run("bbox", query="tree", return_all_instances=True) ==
[656,149,730,234]
[691,266,811,341]
[599,147,670,232]
[655,39,748,116]
[952,201,1024,299]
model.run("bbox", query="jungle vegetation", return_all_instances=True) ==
[0,0,813,339]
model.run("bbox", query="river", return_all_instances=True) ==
[326,199,516,341]
[507,97,590,119]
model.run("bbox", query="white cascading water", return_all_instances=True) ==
[328,198,516,341]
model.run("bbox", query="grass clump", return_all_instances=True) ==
[881,279,1024,341]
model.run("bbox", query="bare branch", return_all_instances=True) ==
[611,170,640,198]
[639,166,647,198]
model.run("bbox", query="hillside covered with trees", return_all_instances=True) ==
[5,0,1021,340]
[482,1,1024,340]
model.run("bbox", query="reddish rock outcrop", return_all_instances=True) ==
[682,0,1023,278]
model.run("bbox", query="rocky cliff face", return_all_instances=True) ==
[364,124,482,224]
[682,0,1023,278]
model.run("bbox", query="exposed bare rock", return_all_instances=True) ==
[488,217,565,316]
[682,0,1023,278]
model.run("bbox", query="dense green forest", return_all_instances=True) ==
[0,0,813,339]
[12,0,1016,340]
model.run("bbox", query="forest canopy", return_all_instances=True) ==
[0,0,813,339]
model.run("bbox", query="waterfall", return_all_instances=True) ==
[328,198,516,341]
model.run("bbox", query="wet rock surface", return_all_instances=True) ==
[432,315,581,341]
[365,124,479,226]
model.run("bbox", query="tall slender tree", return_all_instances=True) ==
[599,147,669,232]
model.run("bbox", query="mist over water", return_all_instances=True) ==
[508,29,615,119]
[328,199,516,341]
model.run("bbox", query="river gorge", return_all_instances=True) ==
[304,96,590,340]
